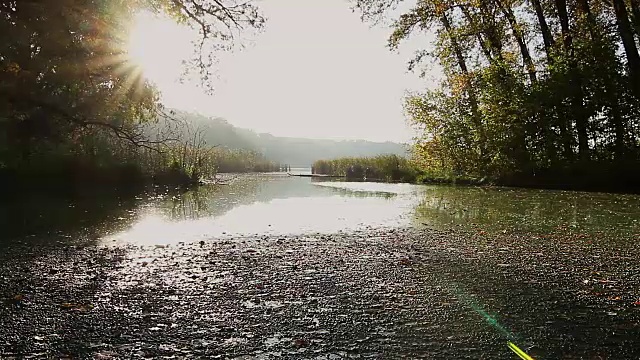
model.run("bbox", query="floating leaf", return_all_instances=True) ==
[60,302,93,313]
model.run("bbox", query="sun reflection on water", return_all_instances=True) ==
[103,178,423,245]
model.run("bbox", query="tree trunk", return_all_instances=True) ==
[441,14,469,74]
[577,0,627,159]
[528,0,558,165]
[531,0,555,61]
[630,0,640,37]
[441,13,486,164]
[576,0,597,35]
[497,0,537,83]
[612,0,640,99]
[612,106,627,159]
[554,0,573,52]
[478,0,504,61]
[554,0,589,160]
[460,6,494,63]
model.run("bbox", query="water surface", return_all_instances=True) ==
[415,185,640,238]
[3,174,638,246]
[101,174,640,245]
[104,174,422,245]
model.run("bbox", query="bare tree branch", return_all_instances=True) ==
[2,92,179,153]
[163,0,264,91]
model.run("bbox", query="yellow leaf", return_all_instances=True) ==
[7,62,21,74]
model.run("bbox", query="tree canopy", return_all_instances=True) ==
[0,0,263,190]
[357,0,640,189]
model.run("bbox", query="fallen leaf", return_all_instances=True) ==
[60,302,93,313]
[60,303,75,309]
[293,338,309,347]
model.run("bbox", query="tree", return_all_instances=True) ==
[355,0,640,189]
[0,0,263,188]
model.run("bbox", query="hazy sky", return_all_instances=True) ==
[141,0,433,143]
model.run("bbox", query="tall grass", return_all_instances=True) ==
[312,155,419,182]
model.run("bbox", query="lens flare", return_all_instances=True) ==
[508,341,536,360]
[449,283,537,359]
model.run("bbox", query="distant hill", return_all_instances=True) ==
[171,111,409,167]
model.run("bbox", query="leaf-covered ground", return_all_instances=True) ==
[1,228,639,359]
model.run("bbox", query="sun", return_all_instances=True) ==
[126,10,193,88]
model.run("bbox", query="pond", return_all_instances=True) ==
[98,173,640,245]
[103,174,421,245]
[2,172,639,246]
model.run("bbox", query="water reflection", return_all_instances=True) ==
[5,175,638,247]
[104,174,420,245]
[160,175,401,222]
[415,185,640,238]
[0,193,141,248]
[101,176,640,245]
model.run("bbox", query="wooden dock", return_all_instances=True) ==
[287,173,343,178]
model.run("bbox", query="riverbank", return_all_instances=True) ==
[312,155,640,194]
[2,227,639,359]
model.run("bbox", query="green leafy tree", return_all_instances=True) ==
[356,0,640,189]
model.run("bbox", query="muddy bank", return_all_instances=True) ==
[1,228,639,359]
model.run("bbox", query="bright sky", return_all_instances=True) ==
[129,0,435,143]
